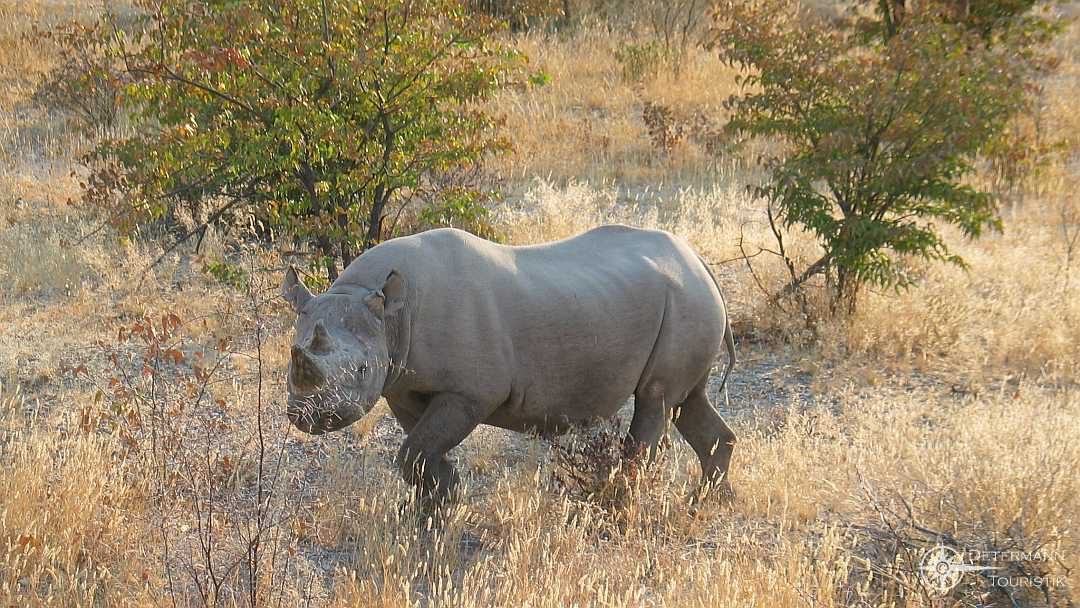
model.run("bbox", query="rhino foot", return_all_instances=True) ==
[398,491,460,528]
[687,478,737,512]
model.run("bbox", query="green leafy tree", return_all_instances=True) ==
[89,0,518,279]
[711,0,1059,312]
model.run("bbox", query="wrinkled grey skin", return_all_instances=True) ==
[282,225,737,501]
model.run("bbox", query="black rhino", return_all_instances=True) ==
[282,225,737,501]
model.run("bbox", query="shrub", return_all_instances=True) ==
[203,260,248,288]
[468,0,566,31]
[711,0,1061,312]
[84,0,519,279]
[549,418,627,505]
[30,16,131,139]
[641,0,710,76]
[613,40,664,83]
[608,1,709,79]
[77,285,300,606]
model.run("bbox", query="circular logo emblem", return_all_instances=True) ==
[919,544,966,594]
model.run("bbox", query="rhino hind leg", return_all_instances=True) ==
[624,382,673,465]
[673,384,737,499]
[395,392,488,502]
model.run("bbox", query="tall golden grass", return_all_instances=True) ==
[1,1,1078,606]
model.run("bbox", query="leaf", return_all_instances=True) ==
[18,534,42,552]
[710,0,1042,308]
[82,0,518,261]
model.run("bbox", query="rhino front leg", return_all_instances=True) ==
[387,392,429,434]
[673,383,736,499]
[395,392,487,502]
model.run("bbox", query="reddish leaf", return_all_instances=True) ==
[18,534,42,552]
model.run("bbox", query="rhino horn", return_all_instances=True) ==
[308,319,332,352]
[290,345,325,389]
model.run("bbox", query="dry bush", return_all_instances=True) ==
[641,100,687,156]
[548,417,632,506]
[0,0,101,166]
[567,0,711,75]
[75,277,314,607]
[30,15,133,140]
[468,0,564,30]
[0,1,92,109]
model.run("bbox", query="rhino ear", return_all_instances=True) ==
[363,270,405,317]
[281,266,313,313]
[382,270,405,315]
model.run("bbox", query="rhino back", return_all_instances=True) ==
[340,226,726,427]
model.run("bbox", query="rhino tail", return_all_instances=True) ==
[696,255,736,399]
[718,314,736,397]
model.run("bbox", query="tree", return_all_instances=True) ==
[90,0,517,280]
[869,0,1045,40]
[711,0,1059,312]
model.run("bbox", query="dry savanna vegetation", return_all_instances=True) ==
[1,0,1078,606]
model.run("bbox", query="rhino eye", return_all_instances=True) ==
[359,363,369,377]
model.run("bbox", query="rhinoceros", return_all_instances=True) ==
[281,225,737,501]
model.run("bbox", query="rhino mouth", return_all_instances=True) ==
[287,403,355,435]
[288,411,340,435]
[286,385,370,435]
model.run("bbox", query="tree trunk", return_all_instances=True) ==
[337,205,356,269]
[340,242,355,269]
[831,266,860,316]
[297,163,340,281]
[880,0,904,36]
[363,185,388,253]
[317,235,338,282]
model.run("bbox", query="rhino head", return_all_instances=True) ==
[280,266,405,435]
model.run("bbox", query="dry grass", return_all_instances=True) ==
[2,1,1078,606]
[837,213,1080,382]
[0,210,101,298]
[0,383,156,607]
[312,382,1079,607]
[486,25,744,187]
